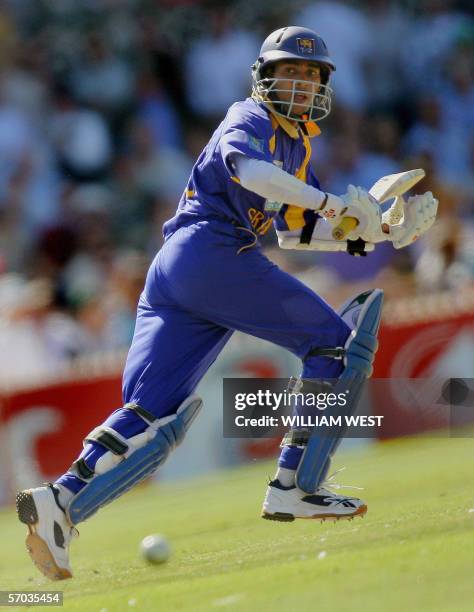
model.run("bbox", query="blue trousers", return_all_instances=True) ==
[57,220,350,493]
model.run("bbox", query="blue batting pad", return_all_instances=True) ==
[296,289,383,493]
[67,397,202,524]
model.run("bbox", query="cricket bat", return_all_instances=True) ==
[332,169,426,241]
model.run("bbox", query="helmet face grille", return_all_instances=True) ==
[251,74,333,123]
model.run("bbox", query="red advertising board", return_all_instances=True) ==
[373,291,474,438]
[0,372,122,501]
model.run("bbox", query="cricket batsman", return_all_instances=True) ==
[16,26,438,580]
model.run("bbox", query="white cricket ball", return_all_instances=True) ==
[140,534,171,564]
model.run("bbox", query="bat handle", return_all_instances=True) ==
[332,216,359,241]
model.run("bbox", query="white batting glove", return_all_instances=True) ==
[383,191,438,249]
[337,185,384,241]
[319,185,380,232]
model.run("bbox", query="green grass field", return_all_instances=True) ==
[1,435,474,612]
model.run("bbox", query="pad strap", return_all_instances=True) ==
[71,458,95,481]
[85,427,129,455]
[306,347,345,360]
[71,403,155,483]
[296,378,334,394]
[125,402,157,424]
[280,430,311,448]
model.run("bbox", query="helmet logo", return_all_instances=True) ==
[297,38,315,55]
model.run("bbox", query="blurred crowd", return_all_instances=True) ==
[0,0,473,385]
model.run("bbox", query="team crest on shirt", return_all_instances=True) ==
[264,200,283,212]
[297,38,315,55]
[248,135,265,153]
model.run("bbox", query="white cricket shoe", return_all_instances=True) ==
[16,484,78,580]
[261,479,367,522]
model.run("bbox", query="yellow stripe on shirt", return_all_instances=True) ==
[284,205,305,230]
[295,132,312,181]
[269,114,278,154]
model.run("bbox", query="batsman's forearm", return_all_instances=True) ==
[232,155,327,210]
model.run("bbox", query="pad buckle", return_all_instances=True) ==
[307,347,346,360]
[280,429,311,448]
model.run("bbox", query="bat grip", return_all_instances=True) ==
[332,216,359,241]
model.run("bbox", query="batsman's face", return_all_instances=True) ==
[272,61,322,116]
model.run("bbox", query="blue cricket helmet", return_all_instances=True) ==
[252,26,336,123]
[256,26,335,80]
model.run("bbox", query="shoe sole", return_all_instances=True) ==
[16,491,72,581]
[261,504,367,522]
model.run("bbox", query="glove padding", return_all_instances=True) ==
[334,185,383,241]
[382,191,438,249]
